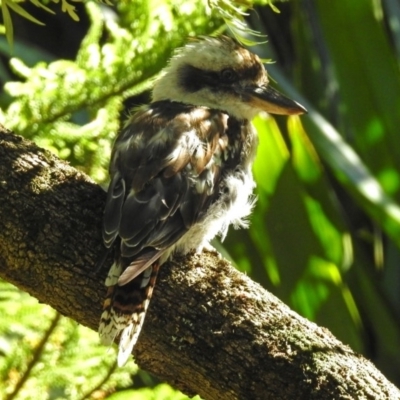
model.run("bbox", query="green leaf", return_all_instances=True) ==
[253,114,289,197]
[315,1,400,199]
[288,116,321,183]
[61,0,80,21]
[1,1,13,47]
[302,113,400,250]
[6,0,45,26]
[29,0,56,15]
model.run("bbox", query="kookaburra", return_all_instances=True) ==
[98,36,306,366]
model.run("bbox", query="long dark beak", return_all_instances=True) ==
[243,85,307,115]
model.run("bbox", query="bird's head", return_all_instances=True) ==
[153,36,306,120]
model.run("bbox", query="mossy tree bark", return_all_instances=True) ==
[0,125,399,400]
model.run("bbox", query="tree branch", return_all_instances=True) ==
[0,126,399,400]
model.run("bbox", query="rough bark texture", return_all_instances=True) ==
[0,125,399,400]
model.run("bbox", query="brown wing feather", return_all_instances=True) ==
[102,101,227,284]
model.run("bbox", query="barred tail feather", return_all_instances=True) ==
[98,262,160,366]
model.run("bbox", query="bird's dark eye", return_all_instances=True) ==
[220,68,237,83]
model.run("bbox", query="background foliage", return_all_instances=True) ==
[0,0,399,398]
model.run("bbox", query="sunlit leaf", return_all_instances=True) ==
[288,116,321,183]
[316,1,400,200]
[6,0,44,26]
[61,0,80,21]
[29,0,56,15]
[1,1,14,47]
[253,114,289,197]
[303,112,400,249]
